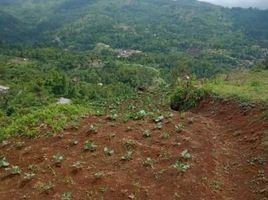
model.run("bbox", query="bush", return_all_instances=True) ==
[170,84,204,111]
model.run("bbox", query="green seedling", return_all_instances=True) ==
[161,132,170,139]
[187,117,194,124]
[143,129,151,138]
[154,115,164,123]
[175,123,184,132]
[0,157,9,168]
[181,149,191,159]
[10,165,21,175]
[173,160,190,172]
[61,191,73,200]
[94,171,105,179]
[34,181,54,194]
[123,139,136,149]
[52,154,64,166]
[70,161,84,171]
[23,172,35,181]
[87,124,98,134]
[121,151,132,161]
[107,113,118,121]
[84,140,97,151]
[143,158,154,168]
[155,122,162,130]
[70,138,78,146]
[104,147,114,156]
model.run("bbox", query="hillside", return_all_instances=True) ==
[0,0,268,199]
[0,0,268,72]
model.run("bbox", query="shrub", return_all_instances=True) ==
[170,84,204,111]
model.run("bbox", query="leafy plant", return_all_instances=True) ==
[170,84,204,111]
[121,151,132,161]
[70,161,84,171]
[161,132,170,139]
[154,115,164,123]
[143,158,154,168]
[143,129,151,138]
[70,138,78,146]
[61,192,73,200]
[181,149,191,159]
[104,147,114,156]
[94,171,105,179]
[23,172,35,181]
[10,165,21,175]
[52,154,64,166]
[87,124,98,134]
[155,122,162,130]
[173,161,190,172]
[175,123,184,132]
[0,157,9,168]
[84,140,97,152]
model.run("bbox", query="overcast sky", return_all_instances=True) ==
[198,0,268,9]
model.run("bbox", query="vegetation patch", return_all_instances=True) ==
[170,84,205,111]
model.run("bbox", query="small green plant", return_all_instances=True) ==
[107,113,118,121]
[34,181,54,194]
[175,123,184,132]
[161,132,170,139]
[181,149,191,159]
[0,157,9,168]
[121,151,132,161]
[249,155,266,165]
[15,141,25,150]
[187,117,194,124]
[155,122,162,130]
[10,165,21,175]
[104,147,114,155]
[94,171,105,179]
[154,115,164,123]
[70,138,78,146]
[123,139,136,149]
[87,124,98,134]
[143,158,154,168]
[173,160,190,172]
[23,172,35,181]
[127,110,146,120]
[143,129,151,138]
[84,140,97,151]
[61,191,73,200]
[70,161,84,171]
[28,164,38,173]
[52,154,64,166]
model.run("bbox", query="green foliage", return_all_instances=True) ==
[0,104,89,140]
[203,70,268,102]
[173,161,190,172]
[170,83,205,111]
[84,140,97,152]
[0,157,9,168]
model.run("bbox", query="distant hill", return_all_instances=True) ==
[0,0,268,73]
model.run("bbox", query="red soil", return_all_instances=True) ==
[0,97,267,200]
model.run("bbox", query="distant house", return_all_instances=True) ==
[0,85,10,93]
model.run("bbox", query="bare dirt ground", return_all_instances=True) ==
[0,97,267,200]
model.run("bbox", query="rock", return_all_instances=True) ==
[57,97,72,104]
[0,85,10,93]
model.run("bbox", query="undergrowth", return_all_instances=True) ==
[0,104,96,141]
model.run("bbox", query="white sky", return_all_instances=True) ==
[198,0,268,9]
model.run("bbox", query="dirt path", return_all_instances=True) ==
[0,98,267,200]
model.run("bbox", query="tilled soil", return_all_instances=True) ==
[0,97,267,200]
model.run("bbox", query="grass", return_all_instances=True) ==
[203,69,268,102]
[0,103,95,141]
